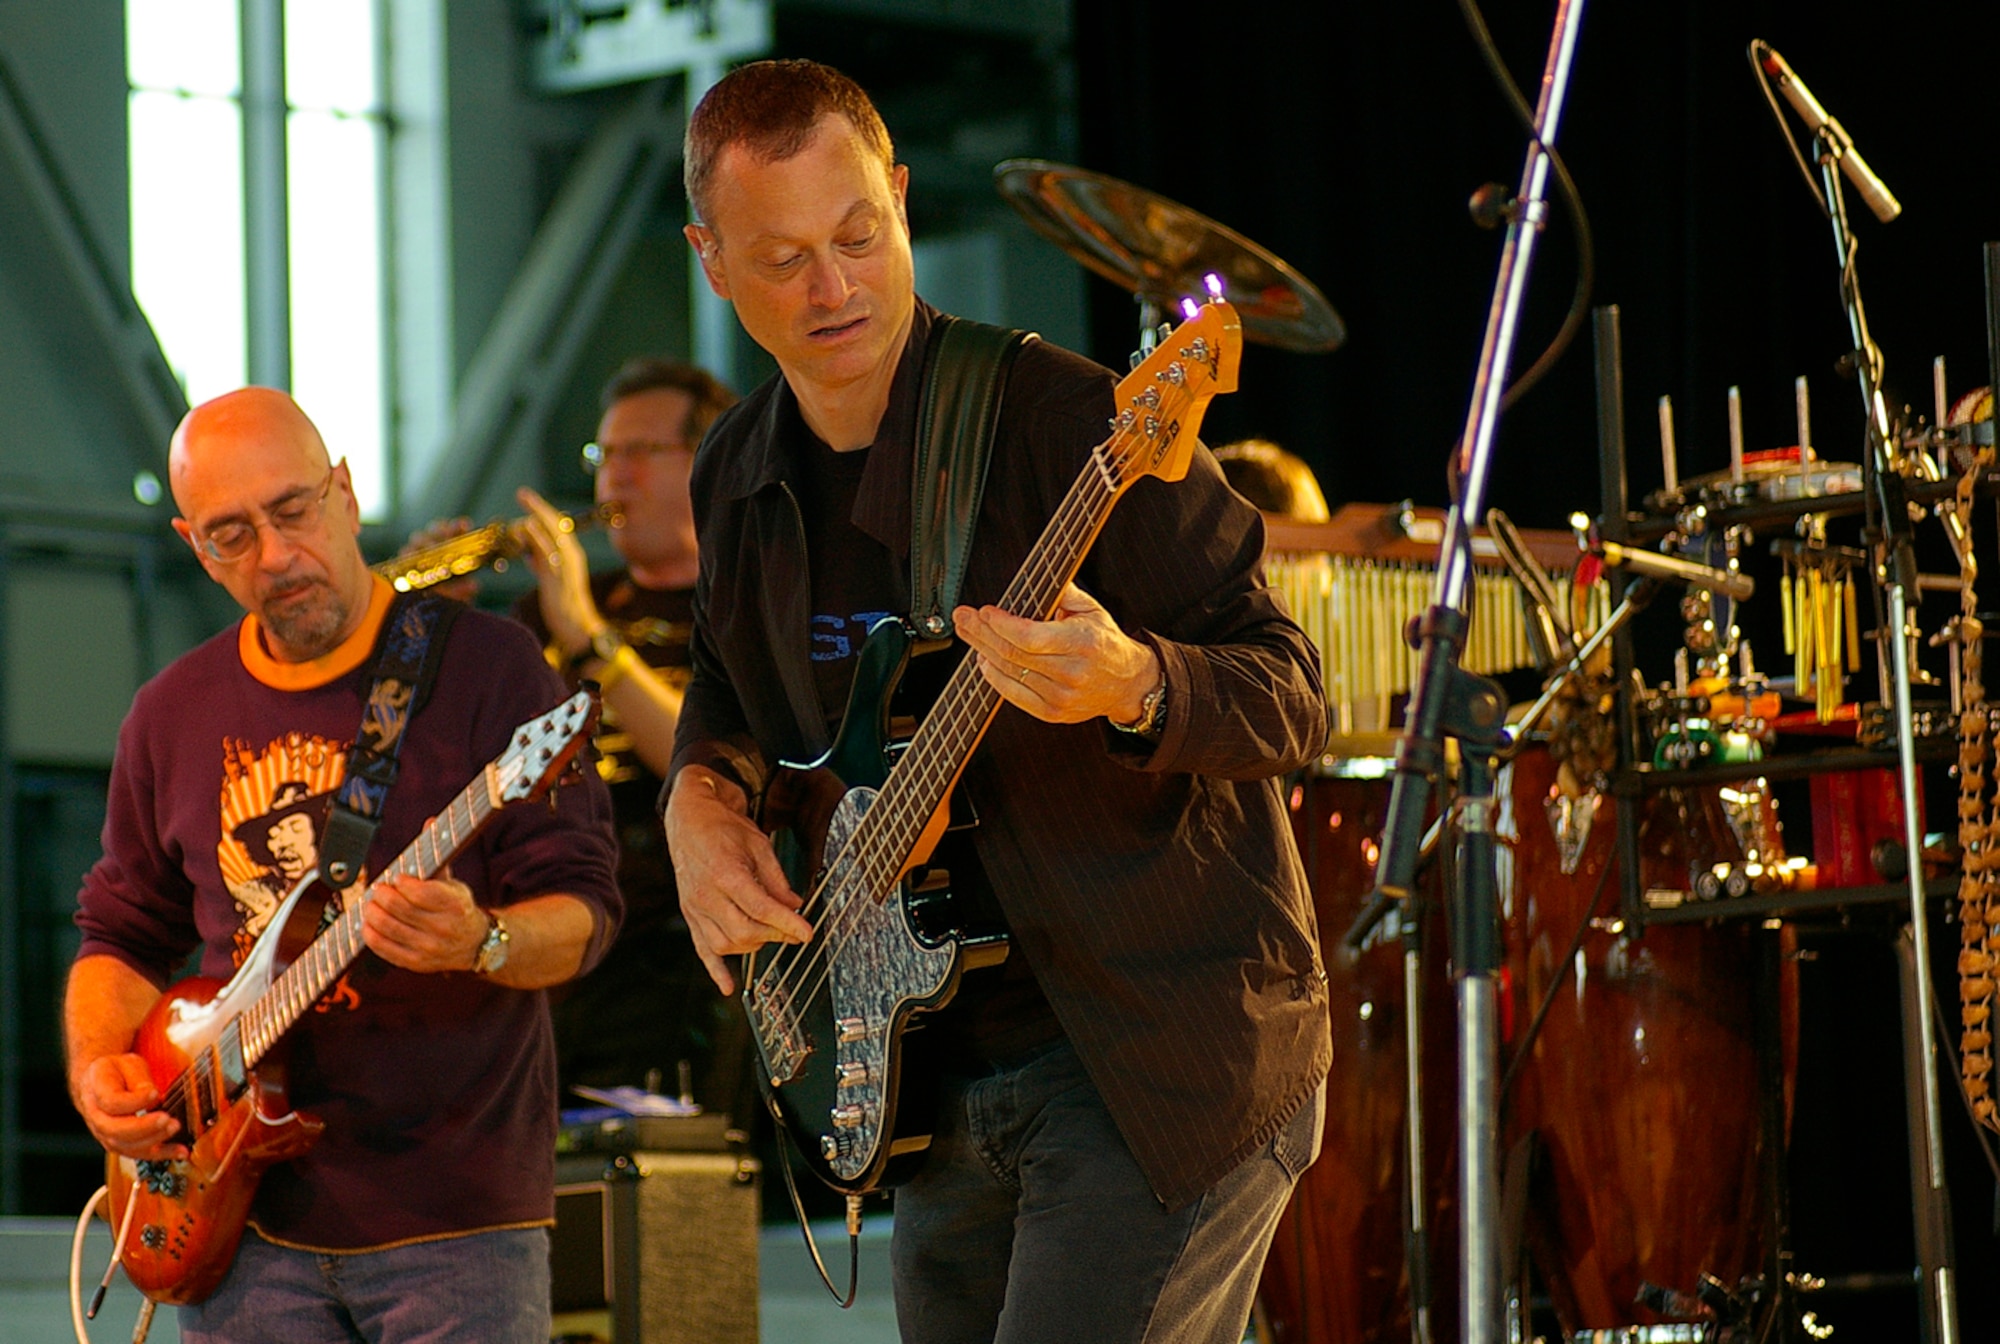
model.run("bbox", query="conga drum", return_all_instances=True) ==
[1260,752,1457,1344]
[1500,746,1795,1333]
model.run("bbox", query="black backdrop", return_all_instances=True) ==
[1075,0,2000,531]
[1073,1,2000,1338]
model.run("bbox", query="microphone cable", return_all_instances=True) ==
[1446,0,1598,507]
[1747,39,1830,219]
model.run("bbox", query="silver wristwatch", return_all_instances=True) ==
[1111,679,1168,740]
[471,910,510,975]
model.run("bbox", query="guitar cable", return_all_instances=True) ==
[68,1183,158,1343]
[772,1119,862,1308]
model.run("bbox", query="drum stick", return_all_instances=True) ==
[1934,356,1952,480]
[1728,386,1745,484]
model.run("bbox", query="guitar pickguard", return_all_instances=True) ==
[813,786,956,1183]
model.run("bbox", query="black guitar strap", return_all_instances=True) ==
[909,315,1034,643]
[319,592,462,887]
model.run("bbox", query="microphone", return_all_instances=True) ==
[1756,41,1902,224]
[1596,540,1756,601]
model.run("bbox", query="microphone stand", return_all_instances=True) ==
[1815,126,1961,1344]
[1365,3,1587,1342]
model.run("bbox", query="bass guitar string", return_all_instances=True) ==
[747,451,1115,1014]
[751,366,1205,1024]
[750,370,1204,1017]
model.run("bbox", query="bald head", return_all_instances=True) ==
[169,387,372,663]
[169,387,331,515]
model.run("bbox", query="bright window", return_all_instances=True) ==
[127,0,390,519]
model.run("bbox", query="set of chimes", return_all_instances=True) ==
[1262,503,1591,736]
[1779,554,1861,723]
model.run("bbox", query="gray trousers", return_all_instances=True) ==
[891,1039,1322,1344]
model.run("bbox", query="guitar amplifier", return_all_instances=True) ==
[552,1142,760,1344]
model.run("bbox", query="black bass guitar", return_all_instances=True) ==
[747,300,1242,1194]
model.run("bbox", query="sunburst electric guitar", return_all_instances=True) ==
[99,688,599,1305]
[748,299,1242,1195]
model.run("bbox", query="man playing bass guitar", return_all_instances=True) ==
[663,59,1330,1344]
[65,387,620,1343]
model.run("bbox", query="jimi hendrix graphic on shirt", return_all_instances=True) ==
[216,729,362,1011]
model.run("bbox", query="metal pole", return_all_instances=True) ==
[0,533,16,1213]
[1403,909,1433,1344]
[1455,748,1503,1344]
[242,0,291,389]
[1817,134,1958,1344]
[1365,6,1589,1342]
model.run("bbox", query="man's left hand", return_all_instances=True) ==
[953,582,1161,726]
[362,872,488,973]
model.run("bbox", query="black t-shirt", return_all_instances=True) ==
[514,573,691,937]
[793,434,1061,1065]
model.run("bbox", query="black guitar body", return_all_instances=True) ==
[750,619,1005,1194]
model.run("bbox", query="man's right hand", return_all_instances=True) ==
[72,1053,185,1161]
[664,766,813,995]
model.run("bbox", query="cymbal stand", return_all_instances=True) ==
[1815,126,1960,1344]
[1365,2,1587,1342]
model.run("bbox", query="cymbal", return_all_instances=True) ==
[993,158,1344,353]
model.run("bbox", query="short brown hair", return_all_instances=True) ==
[684,59,894,227]
[601,357,738,445]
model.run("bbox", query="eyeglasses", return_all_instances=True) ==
[581,440,692,474]
[189,467,337,563]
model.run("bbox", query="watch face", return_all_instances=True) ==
[475,915,509,973]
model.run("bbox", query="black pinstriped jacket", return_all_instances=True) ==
[668,302,1331,1210]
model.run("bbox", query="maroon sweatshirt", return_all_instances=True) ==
[76,578,621,1250]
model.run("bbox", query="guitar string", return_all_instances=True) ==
[749,357,1208,1031]
[155,780,494,1125]
[746,447,1119,1018]
[764,446,1129,1018]
[748,361,1206,1017]
[152,720,576,1130]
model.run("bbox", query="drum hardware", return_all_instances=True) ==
[374,502,619,593]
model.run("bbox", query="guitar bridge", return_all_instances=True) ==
[746,986,809,1085]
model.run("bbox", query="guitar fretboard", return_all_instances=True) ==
[235,765,505,1067]
[836,430,1149,908]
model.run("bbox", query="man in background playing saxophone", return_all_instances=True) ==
[511,358,747,1113]
[400,356,742,1112]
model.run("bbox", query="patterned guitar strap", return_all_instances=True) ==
[318,592,463,889]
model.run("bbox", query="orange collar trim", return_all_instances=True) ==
[238,576,395,691]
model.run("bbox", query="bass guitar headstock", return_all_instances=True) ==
[1104,297,1242,492]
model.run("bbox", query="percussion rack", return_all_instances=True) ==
[1590,237,2000,1344]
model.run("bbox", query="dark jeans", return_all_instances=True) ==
[177,1226,551,1344]
[891,1039,1322,1344]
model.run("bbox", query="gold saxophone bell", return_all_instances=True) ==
[373,503,620,592]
